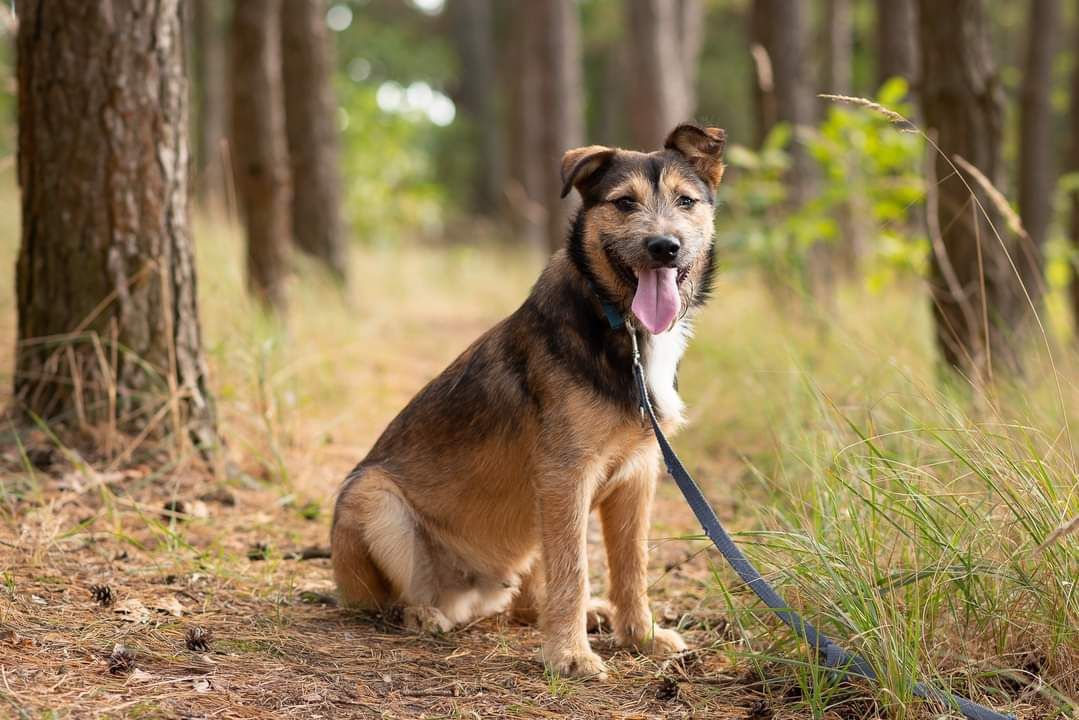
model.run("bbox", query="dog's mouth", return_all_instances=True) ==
[603,246,693,335]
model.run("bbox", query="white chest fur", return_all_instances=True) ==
[642,320,690,427]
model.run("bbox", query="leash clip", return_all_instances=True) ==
[625,323,647,419]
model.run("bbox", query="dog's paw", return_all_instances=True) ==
[617,625,687,656]
[586,598,614,633]
[542,644,609,680]
[402,605,454,634]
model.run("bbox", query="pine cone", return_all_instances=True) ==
[185,626,213,652]
[107,644,135,675]
[90,584,114,607]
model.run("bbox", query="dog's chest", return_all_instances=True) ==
[642,321,689,426]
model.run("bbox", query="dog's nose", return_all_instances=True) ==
[646,235,680,263]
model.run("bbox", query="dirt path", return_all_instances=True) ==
[0,451,795,720]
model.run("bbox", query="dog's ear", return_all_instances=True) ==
[664,124,727,188]
[560,145,617,199]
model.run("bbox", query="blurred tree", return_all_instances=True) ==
[875,0,917,89]
[821,0,852,97]
[506,0,583,254]
[918,0,1019,378]
[281,0,348,284]
[1016,0,1059,310]
[231,0,290,311]
[751,0,826,295]
[505,1,547,252]
[192,0,230,210]
[13,0,215,448]
[624,0,704,150]
[448,0,503,217]
[748,1,776,147]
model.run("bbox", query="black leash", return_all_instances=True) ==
[625,325,1014,720]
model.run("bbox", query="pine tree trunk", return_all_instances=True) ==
[15,0,215,449]
[192,0,230,210]
[231,0,290,311]
[449,0,503,217]
[535,0,584,254]
[625,0,690,150]
[281,0,348,283]
[918,0,1018,379]
[821,0,852,96]
[876,0,917,89]
[1017,0,1059,309]
[505,1,547,253]
[748,0,776,147]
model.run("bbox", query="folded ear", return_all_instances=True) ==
[664,124,727,188]
[560,145,617,199]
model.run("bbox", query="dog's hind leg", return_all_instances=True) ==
[333,468,452,632]
[332,470,392,609]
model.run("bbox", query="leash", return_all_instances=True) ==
[623,323,1014,720]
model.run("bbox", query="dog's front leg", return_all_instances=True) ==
[599,452,686,656]
[536,456,608,680]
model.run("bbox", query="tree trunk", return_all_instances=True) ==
[918,0,1018,380]
[876,0,917,89]
[231,0,290,311]
[192,0,230,210]
[748,0,776,147]
[1017,0,1059,309]
[449,0,503,217]
[821,0,852,96]
[14,0,215,449]
[535,0,584,254]
[1069,14,1079,334]
[280,0,347,284]
[625,0,694,150]
[757,0,825,294]
[505,1,547,253]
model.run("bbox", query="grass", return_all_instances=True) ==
[0,154,1076,720]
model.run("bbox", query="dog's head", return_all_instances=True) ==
[562,124,725,335]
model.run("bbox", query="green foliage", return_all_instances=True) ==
[337,81,445,245]
[716,80,926,293]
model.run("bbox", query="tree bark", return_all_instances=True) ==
[449,0,503,217]
[192,0,230,210]
[748,0,776,147]
[625,0,694,150]
[821,0,852,96]
[513,0,582,255]
[280,0,347,284]
[918,0,1018,379]
[231,0,290,311]
[505,1,547,253]
[14,0,215,449]
[876,0,917,89]
[1017,0,1059,309]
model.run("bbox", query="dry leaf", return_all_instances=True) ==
[151,596,184,617]
[114,598,150,624]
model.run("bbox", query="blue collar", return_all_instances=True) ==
[585,280,624,329]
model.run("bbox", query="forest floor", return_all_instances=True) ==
[0,446,790,720]
[0,176,1064,719]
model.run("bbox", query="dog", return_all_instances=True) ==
[332,123,725,679]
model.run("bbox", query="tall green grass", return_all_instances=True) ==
[683,280,1078,717]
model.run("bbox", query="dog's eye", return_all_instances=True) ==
[612,197,637,212]
[676,195,697,210]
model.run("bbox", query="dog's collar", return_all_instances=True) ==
[585,280,625,330]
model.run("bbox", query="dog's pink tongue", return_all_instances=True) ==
[632,267,679,334]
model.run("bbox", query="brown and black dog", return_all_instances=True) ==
[332,124,725,679]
